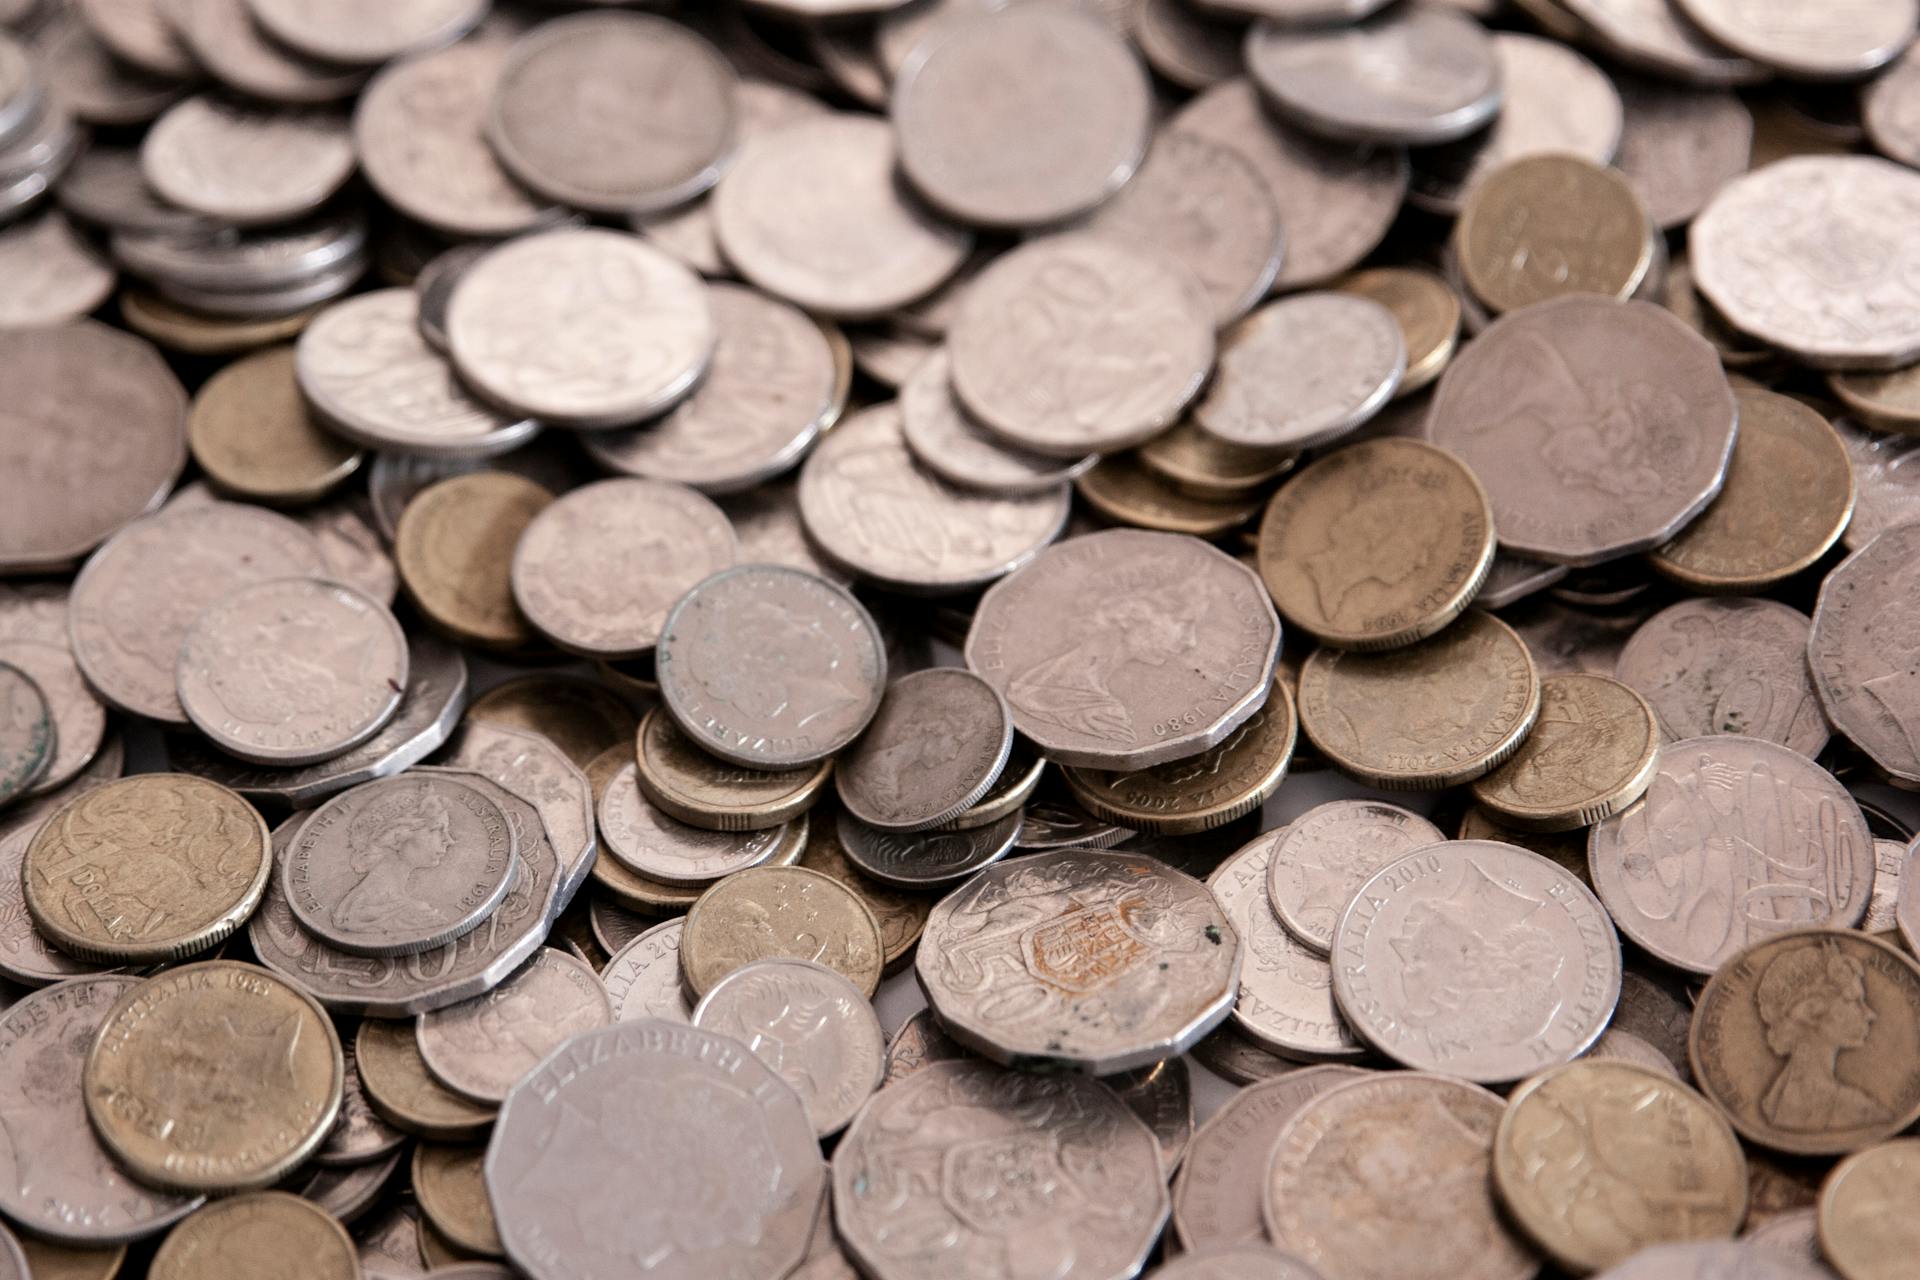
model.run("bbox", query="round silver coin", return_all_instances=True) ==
[1135,0,1245,93]
[900,351,1098,496]
[1194,292,1405,451]
[834,805,1022,889]
[1612,76,1754,232]
[38,15,184,127]
[656,563,885,769]
[601,917,692,1024]
[1812,523,1920,786]
[140,96,354,225]
[691,957,884,1138]
[55,146,213,236]
[244,0,487,65]
[0,639,98,797]
[0,211,115,329]
[74,0,195,77]
[1674,0,1916,79]
[836,667,1012,832]
[1835,419,1920,553]
[1866,44,1920,168]
[170,0,370,106]
[416,947,612,1105]
[1265,800,1447,955]
[485,1019,824,1280]
[1561,0,1767,87]
[723,483,853,588]
[916,847,1241,1073]
[1330,840,1621,1083]
[598,762,796,887]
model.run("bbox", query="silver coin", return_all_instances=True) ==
[1866,43,1920,168]
[285,774,520,958]
[1170,78,1407,290]
[1194,292,1404,451]
[833,1059,1166,1280]
[1811,522,1920,785]
[845,324,935,389]
[834,805,1022,888]
[964,528,1279,770]
[417,947,611,1105]
[0,640,102,797]
[112,207,367,292]
[713,113,972,319]
[74,0,193,77]
[1675,0,1915,79]
[150,254,365,318]
[1265,800,1448,955]
[916,847,1240,1073]
[1332,840,1620,1082]
[245,0,486,64]
[691,957,884,1138]
[588,897,648,958]
[1426,295,1737,566]
[510,477,736,659]
[1596,1241,1834,1280]
[1590,737,1872,975]
[1014,795,1133,849]
[0,824,111,986]
[1476,552,1570,609]
[1614,598,1828,757]
[581,284,839,494]
[485,1019,823,1280]
[0,321,185,576]
[0,975,203,1243]
[601,917,692,1023]
[37,15,183,128]
[438,720,598,910]
[656,563,885,769]
[70,501,327,724]
[171,0,368,105]
[716,484,851,589]
[0,211,113,329]
[881,1006,963,1084]
[1149,1244,1331,1280]
[948,232,1215,457]
[487,12,738,216]
[298,1147,405,1224]
[299,497,398,607]
[316,1032,407,1168]
[412,242,490,355]
[1612,75,1753,232]
[798,403,1069,595]
[1136,0,1257,93]
[1835,418,1920,552]
[297,288,540,460]
[354,35,560,239]
[891,3,1150,228]
[899,351,1097,496]
[0,33,36,146]
[1561,0,1767,86]
[837,668,1011,832]
[1245,5,1502,146]
[1191,0,1390,21]
[140,96,353,225]
[1692,157,1920,369]
[446,228,716,429]
[0,725,122,845]
[599,762,795,886]
[0,583,68,649]
[55,145,213,236]
[356,1200,427,1278]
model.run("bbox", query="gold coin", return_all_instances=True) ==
[395,471,552,652]
[584,743,629,809]
[1818,1138,1920,1280]
[468,673,640,769]
[1256,438,1494,651]
[590,812,810,916]
[681,865,884,999]
[1456,154,1654,315]
[150,1192,356,1280]
[418,1216,482,1269]
[938,744,1045,831]
[1456,805,1590,885]
[1494,1060,1747,1274]
[800,803,930,974]
[1075,455,1266,537]
[24,774,271,963]
[85,962,343,1193]
[18,1238,126,1280]
[1829,364,1920,436]
[1298,610,1539,790]
[1061,683,1296,835]
[1136,419,1298,501]
[1333,266,1462,396]
[186,346,363,505]
[635,706,832,832]
[413,1144,503,1259]
[1691,929,1920,1157]
[354,1018,494,1142]
[1468,673,1659,832]
[119,289,321,357]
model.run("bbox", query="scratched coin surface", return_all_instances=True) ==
[681,865,884,999]
[140,97,353,224]
[599,763,796,886]
[1591,737,1871,977]
[1194,292,1405,451]
[1332,840,1621,1083]
[836,668,1011,832]
[1266,799,1445,955]
[1469,673,1661,833]
[1818,1138,1920,1280]
[916,847,1239,1073]
[966,529,1279,770]
[416,948,612,1105]
[1810,523,1920,787]
[601,918,692,1024]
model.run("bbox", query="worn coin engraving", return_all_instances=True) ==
[0,664,49,806]
[837,668,1011,832]
[417,948,611,1105]
[1470,673,1661,832]
[1615,598,1828,756]
[1266,799,1445,954]
[1811,523,1920,786]
[682,865,883,999]
[601,918,692,1024]
[0,826,109,986]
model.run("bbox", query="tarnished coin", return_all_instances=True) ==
[245,0,485,65]
[1615,598,1828,756]
[141,98,353,225]
[916,847,1239,1073]
[656,564,884,769]
[1470,673,1660,832]
[1675,0,1915,80]
[0,662,50,805]
[1150,1245,1329,1280]
[899,352,1097,497]
[485,1020,823,1280]
[833,806,1021,889]
[416,948,611,1105]
[1818,1139,1920,1280]
[798,403,1069,594]
[1075,456,1267,537]
[1333,840,1621,1082]
[601,918,692,1024]
[1426,296,1738,565]
[1263,1073,1537,1280]
[1863,838,1907,937]
[1333,266,1462,397]
[354,1018,494,1143]
[316,1031,404,1168]
[16,1236,127,1280]
[1613,76,1755,232]
[0,322,186,576]
[1810,523,1920,786]
[85,961,342,1193]
[1456,154,1654,315]
[1266,800,1446,954]
[1245,4,1502,146]
[1692,929,1920,1156]
[881,1007,961,1084]
[0,211,114,329]
[636,706,832,832]
[1835,419,1920,552]
[285,774,518,959]
[186,346,363,505]
[1495,1061,1748,1273]
[836,668,1011,832]
[1831,364,1920,436]
[1195,293,1405,451]
[396,472,550,652]
[150,1192,356,1280]
[833,1060,1167,1280]
[966,528,1279,770]
[681,865,883,999]
[1257,438,1493,651]
[599,763,798,886]
[0,824,111,986]
[413,1143,500,1260]
[74,0,195,77]
[446,229,716,429]
[1136,421,1297,503]
[511,477,736,659]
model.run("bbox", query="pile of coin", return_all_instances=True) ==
[8,0,1920,1277]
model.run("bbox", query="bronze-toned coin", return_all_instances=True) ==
[1075,455,1266,537]
[1691,929,1920,1157]
[938,743,1045,832]
[1333,266,1462,397]
[24,774,271,964]
[1817,1138,1920,1280]
[1297,611,1541,789]
[1828,364,1920,436]
[467,674,638,771]
[634,706,831,832]
[799,806,929,975]
[1650,386,1855,592]
[1494,1060,1747,1273]
[353,1017,494,1143]
[185,345,362,506]
[395,472,551,653]
[1456,154,1655,315]
[1256,438,1494,651]
[680,865,883,999]
[119,289,321,357]
[1136,420,1298,502]
[17,1239,126,1280]
[412,1144,501,1259]
[1469,673,1660,832]
[589,813,809,917]
[149,1192,356,1280]
[1062,684,1295,836]
[85,962,344,1193]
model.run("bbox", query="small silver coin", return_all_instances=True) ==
[691,957,884,1138]
[244,0,487,65]
[601,917,692,1024]
[1866,44,1920,169]
[297,1147,405,1225]
[112,207,367,293]
[656,563,885,769]
[285,774,520,959]
[171,0,369,106]
[834,806,1022,888]
[0,825,111,986]
[1014,795,1134,849]
[1265,799,1447,955]
[0,211,115,329]
[899,351,1097,496]
[438,720,598,909]
[140,96,353,225]
[416,947,611,1105]
[599,762,795,887]
[1812,522,1920,786]
[413,242,491,355]
[1674,0,1916,80]
[588,897,648,958]
[1194,292,1405,451]
[176,577,408,767]
[0,639,95,796]
[1136,0,1245,92]
[836,667,1011,832]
